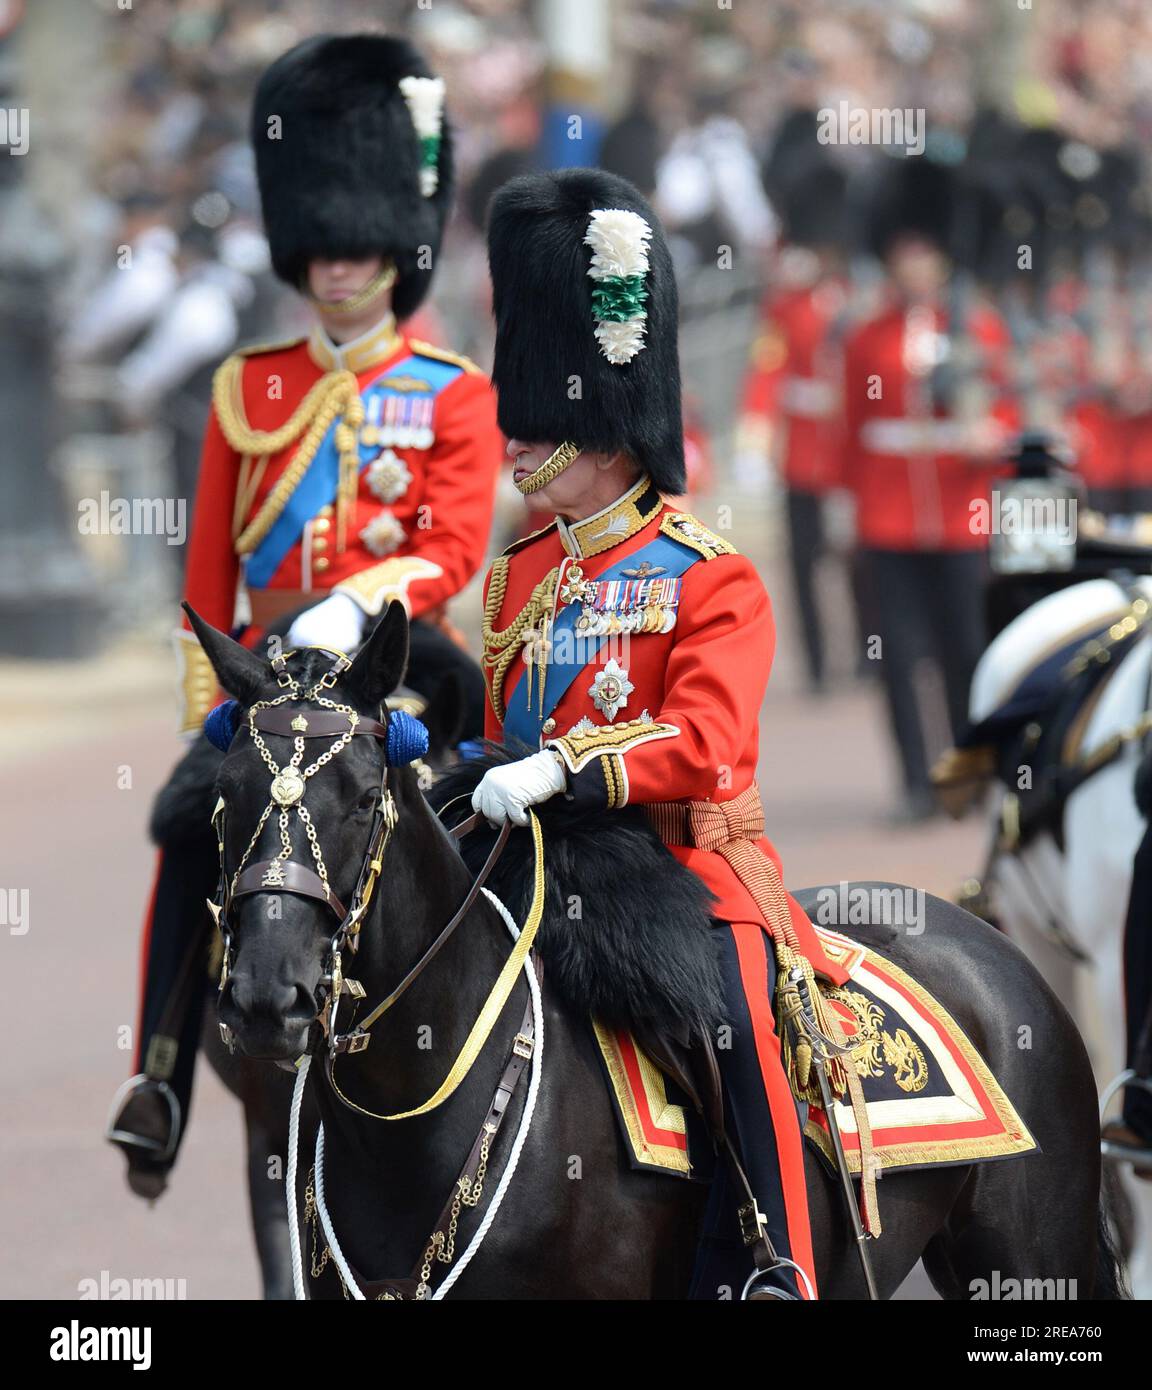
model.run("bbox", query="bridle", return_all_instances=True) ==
[209,646,539,1116]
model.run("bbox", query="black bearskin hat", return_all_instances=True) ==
[487,169,684,495]
[251,34,454,320]
[866,156,956,261]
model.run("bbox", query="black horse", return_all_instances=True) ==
[191,603,1124,1300]
[137,620,471,1299]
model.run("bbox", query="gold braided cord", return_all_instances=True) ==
[480,560,559,722]
[305,260,397,316]
[213,354,344,458]
[514,441,581,495]
[328,810,546,1122]
[231,370,363,557]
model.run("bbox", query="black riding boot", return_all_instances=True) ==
[108,734,223,1197]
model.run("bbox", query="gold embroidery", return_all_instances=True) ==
[600,754,627,809]
[234,335,307,359]
[408,339,483,375]
[659,511,737,560]
[561,476,664,558]
[547,716,679,775]
[882,1028,929,1094]
[827,988,929,1094]
[481,560,560,723]
[336,556,445,616]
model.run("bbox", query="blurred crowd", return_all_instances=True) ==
[17,0,1152,803]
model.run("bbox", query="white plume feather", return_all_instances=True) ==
[398,75,445,197]
[584,208,652,281]
[594,317,648,365]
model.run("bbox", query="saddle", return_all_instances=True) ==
[933,584,1152,845]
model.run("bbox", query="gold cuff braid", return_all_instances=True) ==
[546,716,680,775]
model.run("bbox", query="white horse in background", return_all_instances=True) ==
[960,574,1152,1297]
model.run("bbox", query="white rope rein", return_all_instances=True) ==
[285,887,543,1301]
[286,1053,311,1301]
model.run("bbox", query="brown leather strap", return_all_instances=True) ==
[233,861,347,918]
[251,707,389,740]
[339,817,513,1041]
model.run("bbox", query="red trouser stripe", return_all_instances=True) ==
[730,918,819,1299]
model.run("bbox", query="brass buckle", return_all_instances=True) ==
[738,1199,768,1248]
[343,1031,370,1054]
[513,1032,534,1060]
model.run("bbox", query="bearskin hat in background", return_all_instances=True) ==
[487,169,685,495]
[251,33,454,320]
[865,155,957,261]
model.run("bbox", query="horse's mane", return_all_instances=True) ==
[430,746,724,1044]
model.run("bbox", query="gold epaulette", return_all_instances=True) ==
[659,512,738,561]
[498,520,558,559]
[408,339,484,376]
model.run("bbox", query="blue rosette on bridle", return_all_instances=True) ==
[386,708,430,766]
[203,699,241,752]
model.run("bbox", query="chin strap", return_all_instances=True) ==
[514,441,581,495]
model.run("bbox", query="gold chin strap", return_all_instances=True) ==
[514,440,581,495]
[308,260,398,316]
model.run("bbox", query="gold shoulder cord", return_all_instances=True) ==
[213,356,366,557]
[481,559,560,723]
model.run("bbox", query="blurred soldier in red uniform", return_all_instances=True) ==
[474,169,850,1299]
[107,35,503,1193]
[739,144,850,690]
[840,160,1013,818]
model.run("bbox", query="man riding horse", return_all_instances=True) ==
[107,33,502,1193]
[473,169,851,1299]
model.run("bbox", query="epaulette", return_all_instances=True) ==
[498,519,558,559]
[232,335,308,359]
[408,339,484,376]
[659,511,738,560]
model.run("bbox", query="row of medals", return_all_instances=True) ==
[563,563,678,637]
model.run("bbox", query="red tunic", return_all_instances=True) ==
[741,283,846,494]
[481,479,847,986]
[177,322,503,729]
[841,300,1015,550]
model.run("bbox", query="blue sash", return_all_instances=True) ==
[503,532,698,748]
[244,353,463,589]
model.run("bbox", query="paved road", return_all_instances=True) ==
[0,505,982,1300]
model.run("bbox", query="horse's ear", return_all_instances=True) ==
[182,602,268,707]
[345,601,410,708]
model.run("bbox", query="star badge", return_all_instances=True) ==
[588,658,634,721]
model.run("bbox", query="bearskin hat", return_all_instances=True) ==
[487,169,684,495]
[865,156,957,261]
[251,34,454,320]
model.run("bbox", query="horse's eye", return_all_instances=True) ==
[355,789,379,815]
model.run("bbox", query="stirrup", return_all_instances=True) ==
[105,1075,181,1164]
[741,1257,815,1302]
[1100,1071,1152,1174]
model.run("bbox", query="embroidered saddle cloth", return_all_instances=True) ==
[594,925,1037,1179]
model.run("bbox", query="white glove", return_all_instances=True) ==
[287,591,365,654]
[472,750,567,826]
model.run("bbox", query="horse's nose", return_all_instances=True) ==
[227,972,308,1021]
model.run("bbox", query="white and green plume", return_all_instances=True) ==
[583,208,652,365]
[398,75,445,197]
